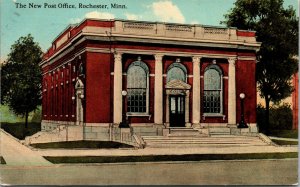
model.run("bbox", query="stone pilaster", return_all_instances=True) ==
[113,53,122,124]
[185,90,191,127]
[192,56,201,124]
[228,58,236,125]
[154,54,164,124]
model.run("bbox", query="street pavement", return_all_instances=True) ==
[1,159,298,185]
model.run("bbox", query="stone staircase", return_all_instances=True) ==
[142,135,268,148]
[208,127,231,136]
[168,127,207,136]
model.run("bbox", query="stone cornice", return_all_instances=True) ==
[41,30,260,67]
[43,46,258,75]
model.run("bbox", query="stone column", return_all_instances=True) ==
[185,90,191,127]
[76,89,83,126]
[113,53,122,124]
[166,94,169,123]
[228,58,236,125]
[154,54,163,124]
[192,56,201,124]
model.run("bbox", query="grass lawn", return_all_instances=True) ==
[1,122,41,140]
[44,152,298,164]
[272,139,298,146]
[268,130,298,139]
[31,141,134,149]
[0,156,6,164]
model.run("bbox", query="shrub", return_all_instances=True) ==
[257,104,266,131]
[270,103,293,130]
[257,103,293,131]
[31,108,41,122]
[1,122,41,139]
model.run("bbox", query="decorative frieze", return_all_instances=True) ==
[166,24,192,32]
[204,27,228,35]
[166,89,186,95]
[124,22,155,30]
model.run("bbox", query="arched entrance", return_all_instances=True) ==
[165,79,191,128]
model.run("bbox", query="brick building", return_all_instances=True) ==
[39,19,261,138]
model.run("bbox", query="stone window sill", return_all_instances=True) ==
[203,113,226,120]
[126,113,152,120]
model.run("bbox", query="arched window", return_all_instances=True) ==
[127,61,149,114]
[167,63,187,82]
[79,63,84,76]
[203,65,223,114]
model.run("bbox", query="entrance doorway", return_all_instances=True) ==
[169,95,185,127]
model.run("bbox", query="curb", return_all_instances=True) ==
[54,157,299,167]
[269,136,298,142]
[258,133,277,146]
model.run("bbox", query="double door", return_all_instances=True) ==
[169,95,185,127]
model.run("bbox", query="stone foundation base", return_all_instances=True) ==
[37,121,259,143]
[229,123,259,136]
[41,120,75,131]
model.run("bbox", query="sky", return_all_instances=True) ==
[0,0,299,63]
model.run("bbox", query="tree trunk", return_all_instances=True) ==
[265,97,270,135]
[25,110,29,129]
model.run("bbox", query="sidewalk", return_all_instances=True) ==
[36,145,298,157]
[1,129,298,166]
[0,129,52,166]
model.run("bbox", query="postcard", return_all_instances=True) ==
[0,0,298,185]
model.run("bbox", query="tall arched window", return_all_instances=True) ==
[167,63,187,82]
[127,61,149,114]
[203,65,223,114]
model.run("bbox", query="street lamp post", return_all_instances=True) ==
[119,90,129,128]
[238,93,248,128]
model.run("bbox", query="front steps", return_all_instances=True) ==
[208,127,231,136]
[142,125,261,148]
[168,127,207,136]
[142,135,268,148]
[167,126,232,137]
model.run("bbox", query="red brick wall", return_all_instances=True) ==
[236,60,257,123]
[42,57,78,122]
[236,30,256,37]
[85,52,112,123]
